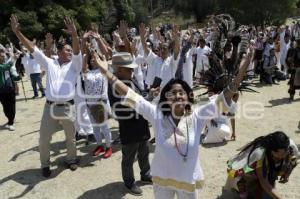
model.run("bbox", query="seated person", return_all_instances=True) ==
[262,47,277,84]
[202,93,238,144]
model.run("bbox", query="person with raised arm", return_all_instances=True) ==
[10,14,82,177]
[91,41,254,198]
[139,23,180,89]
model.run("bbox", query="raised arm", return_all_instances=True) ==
[172,25,180,60]
[63,17,80,55]
[45,33,54,58]
[92,51,156,124]
[10,14,35,53]
[81,32,92,73]
[90,31,110,60]
[92,52,128,96]
[223,46,254,106]
[139,23,150,56]
[119,20,132,55]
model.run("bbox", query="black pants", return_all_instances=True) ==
[121,141,150,187]
[0,91,16,125]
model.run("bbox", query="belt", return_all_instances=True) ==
[46,99,74,106]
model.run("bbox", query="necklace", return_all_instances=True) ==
[168,116,189,162]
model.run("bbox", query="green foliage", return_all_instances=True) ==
[39,3,77,38]
[216,0,299,26]
[0,0,137,43]
[175,0,215,22]
[0,0,299,44]
[175,0,299,25]
[131,0,150,25]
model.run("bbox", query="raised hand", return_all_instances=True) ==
[10,14,21,33]
[92,51,108,71]
[90,31,101,40]
[91,23,99,34]
[45,33,54,48]
[172,24,180,40]
[82,31,92,40]
[139,23,146,39]
[119,20,128,38]
[63,17,77,35]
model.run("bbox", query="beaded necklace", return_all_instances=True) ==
[168,116,190,162]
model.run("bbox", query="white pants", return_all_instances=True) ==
[153,185,199,199]
[93,122,111,147]
[203,124,231,144]
[74,81,93,136]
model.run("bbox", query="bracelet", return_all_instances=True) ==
[110,77,118,85]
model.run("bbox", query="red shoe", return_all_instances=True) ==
[93,146,105,156]
[103,147,112,158]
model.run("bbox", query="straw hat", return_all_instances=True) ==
[112,52,137,69]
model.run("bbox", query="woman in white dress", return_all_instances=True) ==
[91,46,253,198]
[82,50,112,158]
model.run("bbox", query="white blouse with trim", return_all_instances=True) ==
[122,88,232,192]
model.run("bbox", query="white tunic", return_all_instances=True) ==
[182,49,194,88]
[145,50,179,88]
[122,89,231,193]
[191,46,211,77]
[280,31,291,67]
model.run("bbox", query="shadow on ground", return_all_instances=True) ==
[77,181,128,199]
[0,166,64,199]
[77,181,150,199]
[265,97,300,107]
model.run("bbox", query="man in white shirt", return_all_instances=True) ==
[11,15,82,177]
[191,38,211,78]
[139,23,180,89]
[21,52,45,98]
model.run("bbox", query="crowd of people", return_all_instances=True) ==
[0,13,299,198]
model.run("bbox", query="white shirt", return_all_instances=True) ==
[145,50,179,89]
[83,69,108,103]
[191,46,211,74]
[144,51,162,87]
[21,53,42,75]
[32,46,82,102]
[182,49,194,88]
[280,31,291,66]
[133,55,145,90]
[122,89,232,192]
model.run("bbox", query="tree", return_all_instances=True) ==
[0,0,138,43]
[216,0,299,26]
[174,0,215,22]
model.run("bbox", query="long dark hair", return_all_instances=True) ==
[240,131,290,185]
[158,78,194,116]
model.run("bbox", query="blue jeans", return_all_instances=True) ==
[30,73,45,96]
